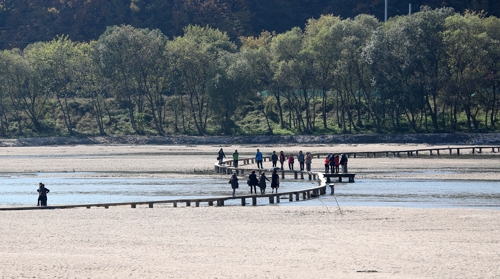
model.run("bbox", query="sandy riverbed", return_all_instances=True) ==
[0,143,499,278]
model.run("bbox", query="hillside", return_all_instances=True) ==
[0,0,498,49]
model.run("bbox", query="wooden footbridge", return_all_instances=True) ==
[0,173,331,211]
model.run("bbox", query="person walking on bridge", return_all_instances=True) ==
[233,150,239,168]
[255,149,263,169]
[297,151,305,171]
[218,148,226,165]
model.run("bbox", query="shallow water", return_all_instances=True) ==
[0,173,498,209]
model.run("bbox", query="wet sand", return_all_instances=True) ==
[0,143,499,278]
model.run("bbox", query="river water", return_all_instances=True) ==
[0,172,498,209]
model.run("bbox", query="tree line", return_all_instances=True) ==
[0,7,499,137]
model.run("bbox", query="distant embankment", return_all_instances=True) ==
[0,133,499,147]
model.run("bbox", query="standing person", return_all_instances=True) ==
[305,152,312,172]
[271,151,278,168]
[248,171,259,194]
[255,149,263,169]
[297,151,305,171]
[288,154,295,170]
[329,154,336,173]
[271,170,279,193]
[229,173,239,197]
[37,183,50,207]
[232,150,239,168]
[258,172,270,195]
[324,155,330,173]
[279,151,286,170]
[218,148,226,165]
[340,154,348,173]
[37,183,43,206]
[334,155,340,174]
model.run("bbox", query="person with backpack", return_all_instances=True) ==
[37,183,50,206]
[229,173,239,197]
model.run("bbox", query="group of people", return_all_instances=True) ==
[220,148,349,196]
[323,154,348,174]
[229,170,280,196]
[218,148,349,174]
[270,150,313,171]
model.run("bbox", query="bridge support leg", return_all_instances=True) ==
[131,204,136,208]
[217,199,224,206]
[186,201,190,207]
[295,193,300,201]
[149,203,153,208]
[289,193,293,201]
[196,201,200,207]
[269,196,274,204]
[302,192,307,200]
[241,198,246,206]
[208,201,213,206]
[252,196,257,206]
[173,202,177,207]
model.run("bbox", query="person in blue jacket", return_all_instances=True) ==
[255,149,263,169]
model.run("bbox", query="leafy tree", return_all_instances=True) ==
[168,25,236,135]
[95,25,169,135]
[443,11,489,130]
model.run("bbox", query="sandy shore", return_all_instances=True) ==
[1,206,499,278]
[1,143,499,278]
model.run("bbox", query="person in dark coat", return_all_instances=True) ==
[218,148,226,165]
[271,151,278,168]
[271,170,279,193]
[229,173,238,197]
[37,183,50,206]
[248,171,259,194]
[340,154,348,173]
[258,172,270,195]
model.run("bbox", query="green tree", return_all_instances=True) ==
[95,25,169,135]
[168,25,236,135]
